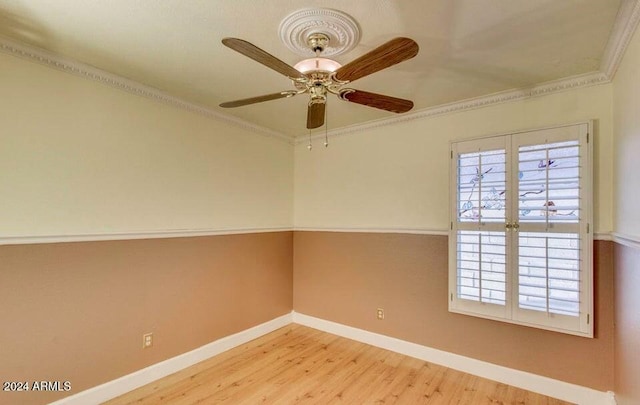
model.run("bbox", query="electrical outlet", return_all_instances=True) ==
[376,308,385,320]
[143,333,153,348]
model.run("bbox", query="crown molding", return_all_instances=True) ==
[296,71,610,144]
[0,36,295,144]
[600,0,640,78]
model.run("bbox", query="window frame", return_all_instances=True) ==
[448,121,593,337]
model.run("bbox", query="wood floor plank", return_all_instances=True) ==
[104,324,574,405]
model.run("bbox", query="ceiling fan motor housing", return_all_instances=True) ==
[309,84,327,104]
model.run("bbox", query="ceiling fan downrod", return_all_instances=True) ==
[307,32,329,54]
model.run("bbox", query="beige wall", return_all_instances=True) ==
[294,84,613,234]
[0,52,293,237]
[0,232,293,405]
[293,232,614,391]
[612,17,640,405]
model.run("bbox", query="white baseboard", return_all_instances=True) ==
[50,311,616,405]
[292,312,616,405]
[49,313,293,405]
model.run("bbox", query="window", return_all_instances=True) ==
[449,122,593,337]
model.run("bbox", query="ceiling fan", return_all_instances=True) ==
[219,33,419,129]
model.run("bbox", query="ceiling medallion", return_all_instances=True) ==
[278,8,361,57]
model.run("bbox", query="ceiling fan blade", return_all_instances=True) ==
[339,89,414,113]
[334,37,418,83]
[220,91,298,108]
[222,38,305,79]
[307,102,326,129]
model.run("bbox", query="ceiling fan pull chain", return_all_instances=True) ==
[324,101,329,148]
[308,129,312,150]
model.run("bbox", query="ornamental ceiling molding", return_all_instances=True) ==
[0,36,294,144]
[600,0,640,78]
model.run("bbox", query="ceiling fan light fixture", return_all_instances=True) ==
[294,57,342,73]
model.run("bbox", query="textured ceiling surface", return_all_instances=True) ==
[0,0,623,137]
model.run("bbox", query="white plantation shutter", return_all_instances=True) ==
[449,123,592,337]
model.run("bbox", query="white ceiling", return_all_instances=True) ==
[0,0,625,137]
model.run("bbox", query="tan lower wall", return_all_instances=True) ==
[293,231,614,391]
[0,231,293,405]
[614,243,640,405]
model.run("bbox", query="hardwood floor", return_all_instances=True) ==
[104,324,572,404]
